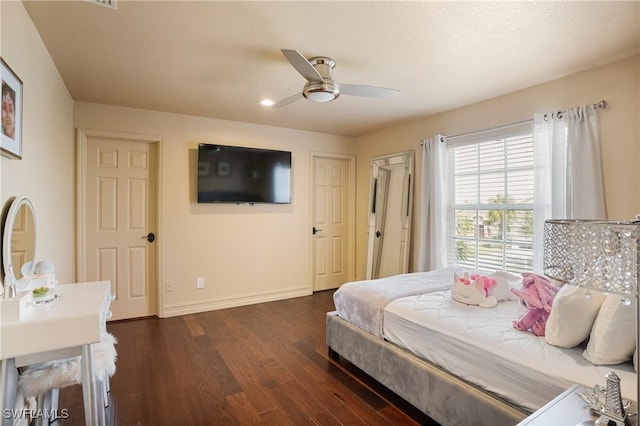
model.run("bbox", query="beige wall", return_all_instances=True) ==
[0,1,75,285]
[3,1,638,315]
[73,102,356,316]
[2,1,356,315]
[355,55,640,279]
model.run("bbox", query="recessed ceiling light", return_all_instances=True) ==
[260,99,275,107]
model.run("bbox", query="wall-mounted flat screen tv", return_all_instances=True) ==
[197,143,292,204]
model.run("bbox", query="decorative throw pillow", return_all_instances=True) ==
[583,294,636,365]
[545,284,606,348]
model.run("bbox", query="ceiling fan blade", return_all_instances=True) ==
[339,84,399,98]
[273,93,303,108]
[281,49,323,82]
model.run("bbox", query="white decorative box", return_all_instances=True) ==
[1,290,34,322]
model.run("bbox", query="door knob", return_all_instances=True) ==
[312,227,322,235]
[142,232,155,243]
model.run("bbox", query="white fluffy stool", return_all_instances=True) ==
[16,332,117,425]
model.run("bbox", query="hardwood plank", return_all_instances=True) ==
[191,348,242,397]
[183,314,206,337]
[214,339,282,415]
[266,380,331,426]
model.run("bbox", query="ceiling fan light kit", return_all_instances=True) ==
[303,81,339,103]
[274,49,399,108]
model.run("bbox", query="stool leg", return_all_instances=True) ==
[101,380,109,408]
[42,392,52,425]
[95,379,107,425]
[43,391,52,412]
[12,390,28,426]
[34,394,45,426]
[49,389,59,424]
[1,358,18,426]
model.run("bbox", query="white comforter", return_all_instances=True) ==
[333,268,463,337]
[384,290,637,409]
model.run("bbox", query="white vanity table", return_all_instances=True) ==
[1,280,112,426]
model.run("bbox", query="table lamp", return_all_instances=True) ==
[544,219,639,426]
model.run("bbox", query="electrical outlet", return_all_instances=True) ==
[166,280,174,292]
[196,277,205,289]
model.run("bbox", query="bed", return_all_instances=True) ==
[326,268,637,426]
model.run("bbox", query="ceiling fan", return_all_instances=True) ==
[272,49,399,107]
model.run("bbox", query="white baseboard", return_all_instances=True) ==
[159,286,312,318]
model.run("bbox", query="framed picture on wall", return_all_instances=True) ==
[217,161,231,177]
[1,58,23,159]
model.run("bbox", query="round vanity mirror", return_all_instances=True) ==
[2,196,38,297]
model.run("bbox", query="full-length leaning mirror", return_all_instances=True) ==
[1,196,38,298]
[365,151,414,279]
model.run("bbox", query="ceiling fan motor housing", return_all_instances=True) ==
[303,57,340,103]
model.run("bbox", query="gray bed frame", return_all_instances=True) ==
[326,311,529,426]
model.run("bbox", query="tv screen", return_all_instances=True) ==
[197,144,292,204]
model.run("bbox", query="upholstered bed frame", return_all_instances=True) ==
[326,311,528,426]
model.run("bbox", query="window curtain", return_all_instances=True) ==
[532,104,606,270]
[565,105,606,219]
[417,135,447,271]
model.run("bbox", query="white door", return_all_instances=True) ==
[80,132,158,320]
[312,155,354,291]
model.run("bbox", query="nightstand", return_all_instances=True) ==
[517,384,599,425]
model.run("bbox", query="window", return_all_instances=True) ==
[447,124,534,273]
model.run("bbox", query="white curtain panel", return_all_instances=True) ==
[417,135,447,271]
[532,105,606,270]
[565,105,606,219]
[533,112,564,271]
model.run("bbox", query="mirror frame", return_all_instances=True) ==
[2,196,38,296]
[365,151,414,279]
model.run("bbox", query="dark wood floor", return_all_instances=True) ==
[58,290,437,425]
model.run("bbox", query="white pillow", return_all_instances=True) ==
[545,284,606,348]
[583,295,636,365]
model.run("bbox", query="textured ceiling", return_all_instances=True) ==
[22,0,640,137]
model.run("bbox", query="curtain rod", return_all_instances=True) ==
[544,99,607,121]
[420,99,608,145]
[420,119,533,145]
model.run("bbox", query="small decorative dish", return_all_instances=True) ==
[32,286,56,304]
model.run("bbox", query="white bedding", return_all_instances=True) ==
[333,268,462,337]
[383,290,637,411]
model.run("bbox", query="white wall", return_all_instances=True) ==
[0,1,75,284]
[73,102,356,316]
[355,55,640,278]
